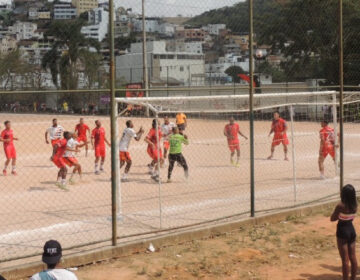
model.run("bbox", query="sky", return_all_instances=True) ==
[2,0,244,17]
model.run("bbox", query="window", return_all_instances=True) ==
[180,66,184,72]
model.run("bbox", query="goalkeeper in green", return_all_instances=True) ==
[167,126,189,183]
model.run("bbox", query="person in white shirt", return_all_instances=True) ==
[161,116,176,160]
[63,133,86,184]
[30,240,78,280]
[119,120,144,181]
[45,119,64,147]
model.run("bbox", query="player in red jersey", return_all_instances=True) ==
[75,118,90,157]
[319,120,337,179]
[91,120,110,175]
[145,119,163,182]
[51,131,74,190]
[224,117,248,166]
[1,121,18,176]
[267,112,289,161]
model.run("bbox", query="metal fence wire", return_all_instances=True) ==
[0,0,359,267]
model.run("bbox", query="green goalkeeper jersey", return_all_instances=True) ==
[169,134,189,154]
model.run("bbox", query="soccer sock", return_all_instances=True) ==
[12,165,16,171]
[95,163,98,171]
[61,179,66,185]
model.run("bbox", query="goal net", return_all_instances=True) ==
[113,91,360,233]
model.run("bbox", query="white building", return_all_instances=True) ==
[53,2,77,20]
[9,22,42,41]
[167,40,203,54]
[116,41,205,86]
[205,54,253,84]
[0,3,13,13]
[133,17,161,33]
[203,24,226,36]
[81,7,109,42]
[28,7,38,20]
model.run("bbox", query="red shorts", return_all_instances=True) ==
[53,156,66,168]
[120,151,131,161]
[95,145,105,158]
[322,145,335,159]
[228,141,240,153]
[63,157,78,167]
[51,139,60,147]
[147,145,162,161]
[272,133,289,147]
[4,145,16,159]
[77,135,87,143]
[163,140,170,150]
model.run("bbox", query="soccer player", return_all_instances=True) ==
[161,116,176,160]
[267,112,289,161]
[63,133,86,183]
[145,119,163,182]
[91,120,110,175]
[51,131,73,189]
[1,121,18,176]
[119,120,144,181]
[176,112,187,134]
[224,117,248,166]
[318,120,336,179]
[75,118,90,157]
[167,126,189,183]
[45,119,64,147]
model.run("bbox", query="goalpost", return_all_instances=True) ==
[114,90,360,224]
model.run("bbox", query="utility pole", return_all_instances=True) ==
[142,0,149,116]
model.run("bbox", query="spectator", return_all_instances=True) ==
[30,240,78,280]
[0,275,6,280]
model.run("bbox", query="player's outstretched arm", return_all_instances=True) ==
[239,131,248,140]
[45,131,49,144]
[105,137,111,147]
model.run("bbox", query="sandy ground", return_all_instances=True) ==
[0,112,359,262]
[74,204,359,280]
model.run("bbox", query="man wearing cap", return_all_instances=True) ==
[31,240,78,280]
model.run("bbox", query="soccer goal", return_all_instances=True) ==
[113,90,360,230]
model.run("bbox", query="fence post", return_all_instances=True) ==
[333,92,339,176]
[155,112,163,229]
[109,0,118,246]
[290,105,297,204]
[338,0,344,191]
[249,0,255,217]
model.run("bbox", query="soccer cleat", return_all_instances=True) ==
[11,171,17,176]
[151,175,160,183]
[147,164,153,174]
[167,179,172,183]
[95,170,100,175]
[284,157,289,161]
[267,156,273,160]
[69,177,75,185]
[121,174,129,182]
[100,167,104,172]
[184,170,189,179]
[55,182,68,191]
[2,170,6,176]
[231,159,235,165]
[320,174,326,180]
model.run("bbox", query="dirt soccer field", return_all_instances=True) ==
[75,206,359,280]
[0,113,359,262]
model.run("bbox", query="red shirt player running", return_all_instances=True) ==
[145,119,163,182]
[267,112,289,161]
[318,120,337,179]
[75,118,90,156]
[51,131,73,190]
[224,117,248,166]
[1,121,18,176]
[91,120,110,175]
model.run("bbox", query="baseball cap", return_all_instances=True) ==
[42,240,62,264]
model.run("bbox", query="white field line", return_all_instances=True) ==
[0,174,342,243]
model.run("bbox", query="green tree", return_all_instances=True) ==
[225,66,245,83]
[0,50,32,90]
[115,32,137,50]
[42,19,101,90]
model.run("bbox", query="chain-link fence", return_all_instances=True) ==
[1,0,360,271]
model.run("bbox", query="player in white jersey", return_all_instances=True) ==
[45,119,64,147]
[63,133,86,184]
[161,116,176,160]
[119,120,144,181]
